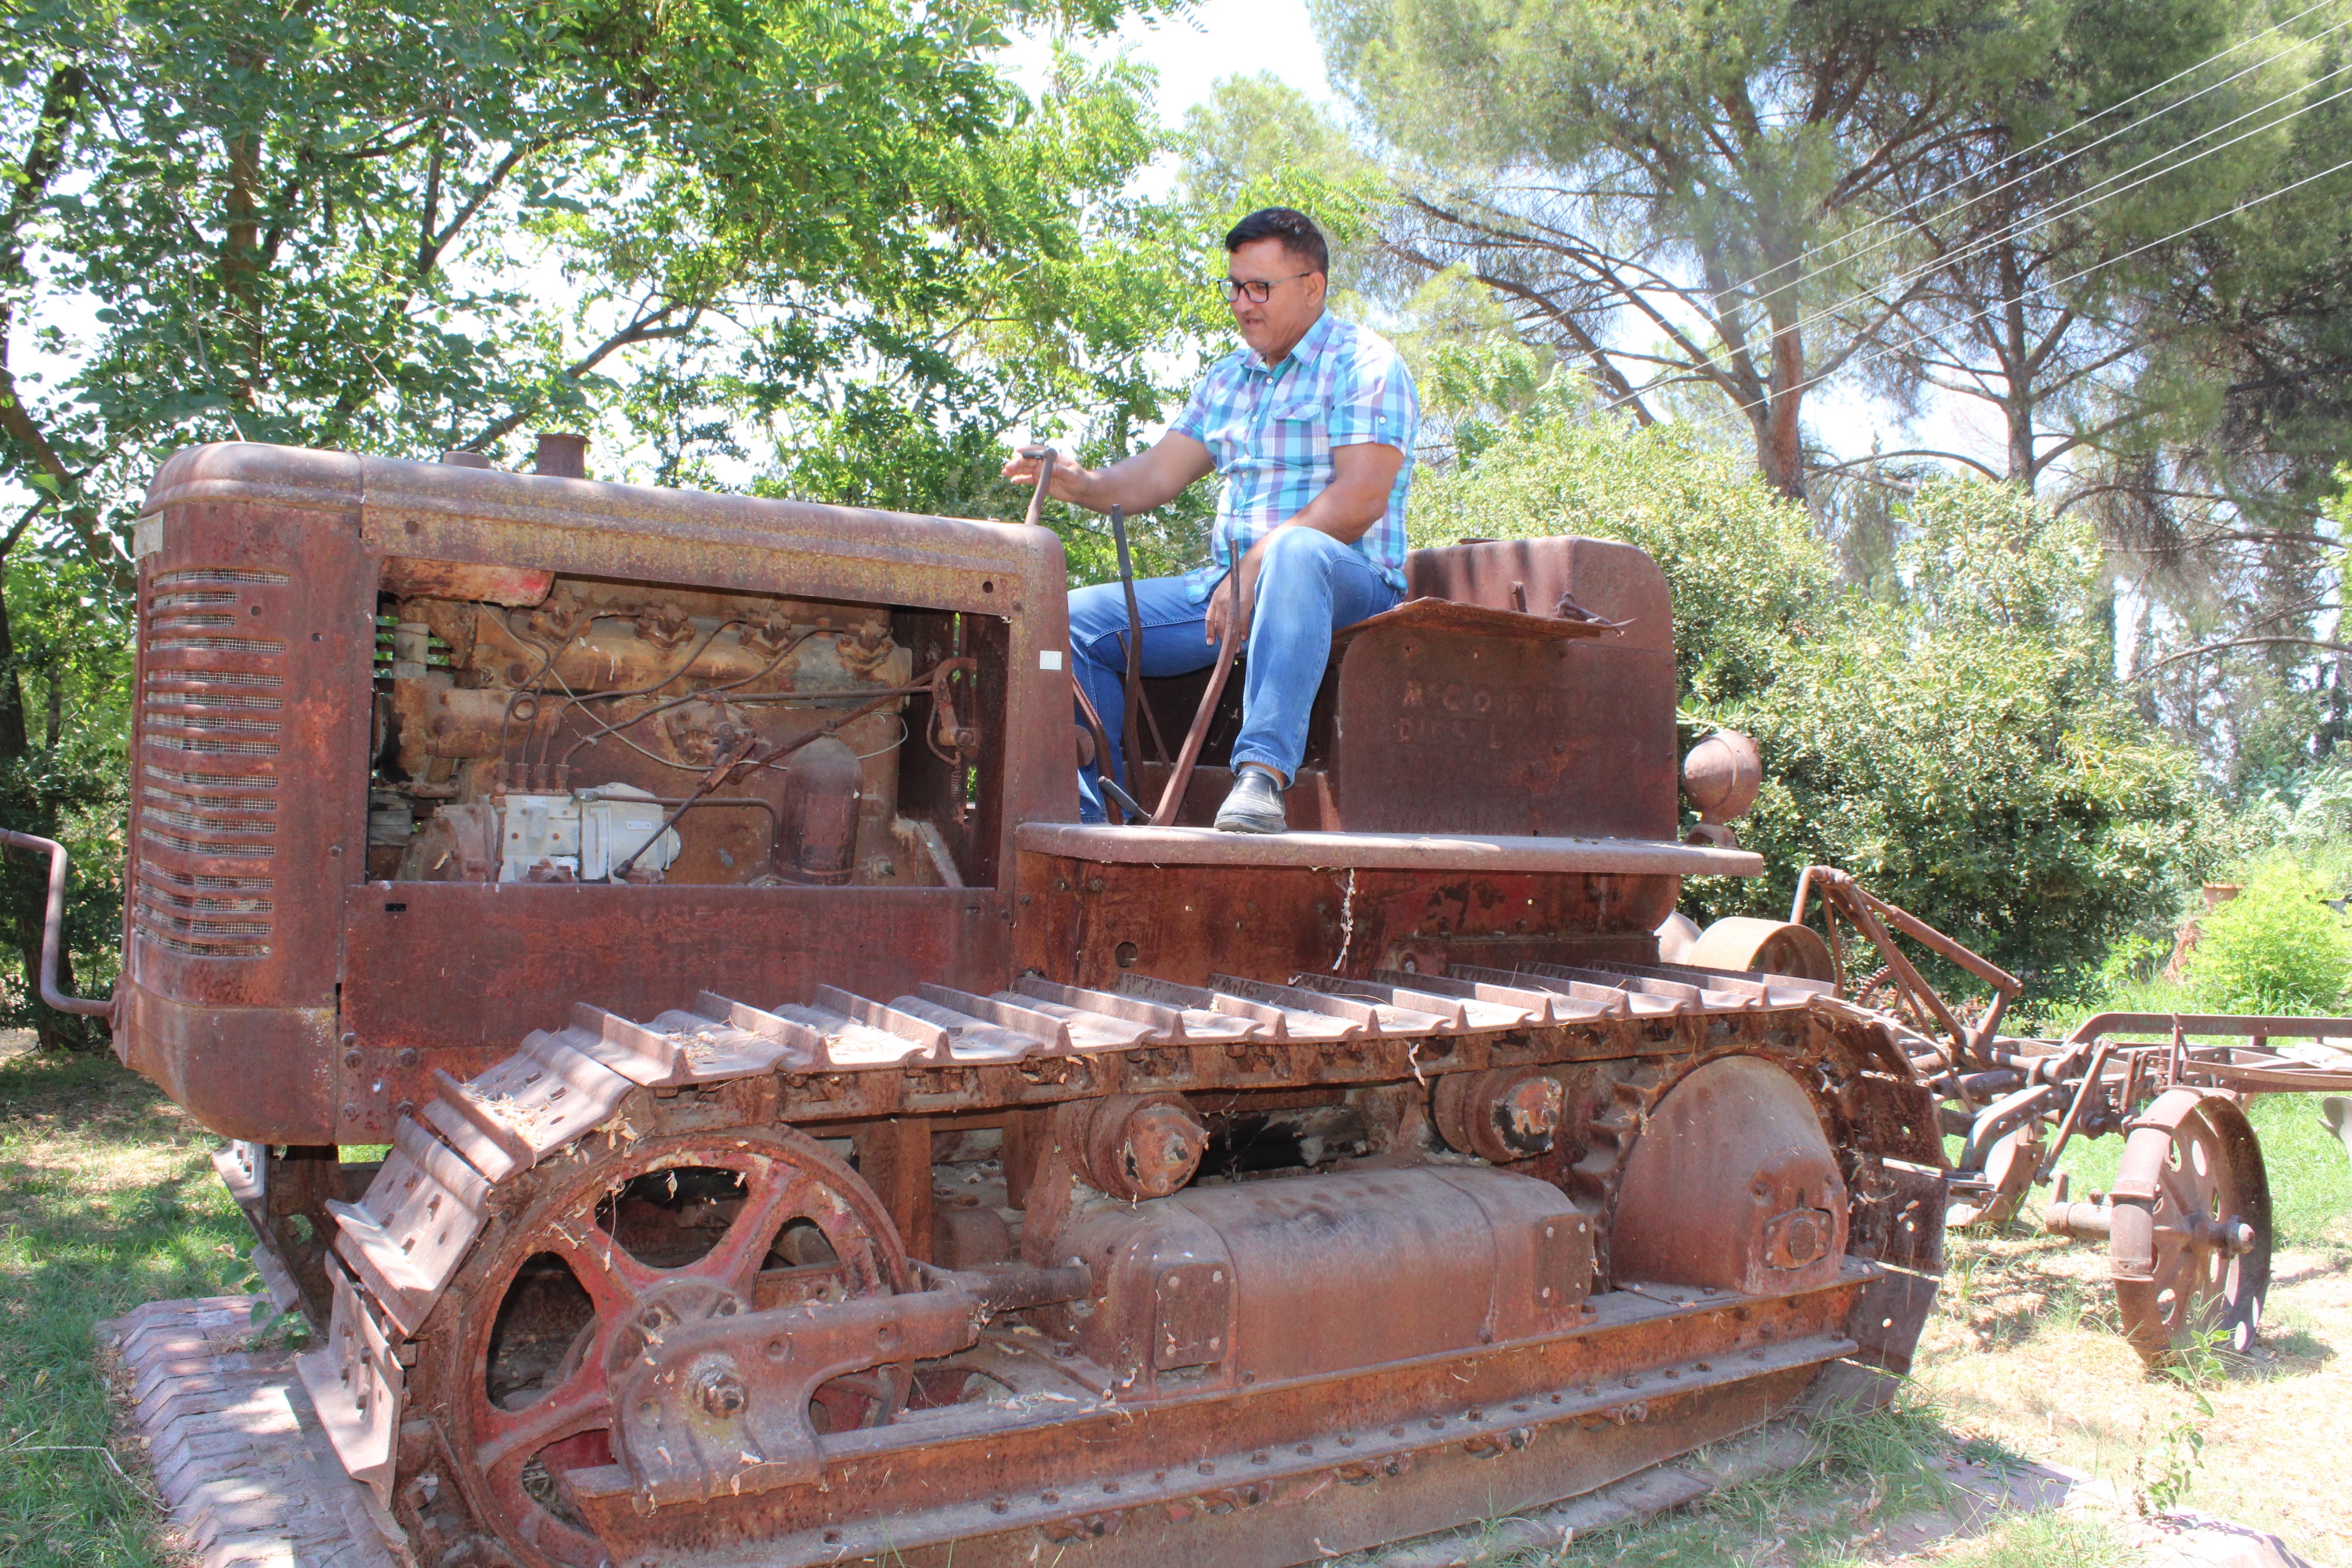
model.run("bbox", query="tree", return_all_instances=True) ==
[1319,0,2253,499]
[0,0,1198,1040]
[1844,0,2284,492]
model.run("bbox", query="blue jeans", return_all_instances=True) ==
[1069,527,1401,822]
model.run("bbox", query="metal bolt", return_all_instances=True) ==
[342,1048,363,1069]
[397,1047,419,1069]
[690,1361,749,1418]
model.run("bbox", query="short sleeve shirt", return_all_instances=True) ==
[1168,310,1419,602]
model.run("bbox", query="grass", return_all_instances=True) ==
[0,1051,257,1567]
[1540,1397,1959,1566]
[1915,1224,2351,1564]
[1927,1512,2137,1568]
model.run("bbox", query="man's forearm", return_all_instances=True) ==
[1061,440,1211,515]
[1275,493,1381,545]
[1269,455,1395,544]
[1069,455,1168,514]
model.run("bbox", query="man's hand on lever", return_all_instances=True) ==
[1002,433,1214,518]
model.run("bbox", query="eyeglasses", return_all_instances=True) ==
[1217,270,1317,303]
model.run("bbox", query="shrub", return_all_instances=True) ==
[1406,415,1828,704]
[1420,433,2200,1009]
[2187,858,2352,1014]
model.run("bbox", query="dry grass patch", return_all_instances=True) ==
[1913,1230,2351,1567]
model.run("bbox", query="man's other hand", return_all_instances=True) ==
[1204,532,1270,646]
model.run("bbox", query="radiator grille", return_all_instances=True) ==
[143,762,279,792]
[145,668,283,690]
[149,635,285,655]
[133,570,289,961]
[155,569,292,587]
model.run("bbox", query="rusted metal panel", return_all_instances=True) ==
[1331,619,1675,839]
[1014,857,1679,989]
[1332,594,1619,647]
[1844,1268,1939,1376]
[1044,1167,1593,1396]
[1613,1056,1850,1297]
[1848,1160,1948,1275]
[126,488,375,1012]
[377,557,554,605]
[562,1277,1863,1566]
[1402,537,1674,638]
[332,886,1012,1143]
[1013,822,1760,878]
[113,981,338,1142]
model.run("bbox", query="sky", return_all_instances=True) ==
[1001,0,1340,129]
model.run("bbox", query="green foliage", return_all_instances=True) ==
[2186,858,2352,1015]
[2138,1364,2216,1514]
[1723,485,2201,1003]
[1,0,1198,543]
[1416,419,2199,1008]
[1407,416,1828,703]
[0,549,130,1048]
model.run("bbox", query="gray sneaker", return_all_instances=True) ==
[1213,767,1288,834]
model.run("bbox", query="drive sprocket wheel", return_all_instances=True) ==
[2110,1089,2271,1365]
[411,1122,910,1568]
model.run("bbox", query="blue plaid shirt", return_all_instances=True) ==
[1170,309,1419,602]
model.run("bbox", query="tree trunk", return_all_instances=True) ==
[1758,312,1808,500]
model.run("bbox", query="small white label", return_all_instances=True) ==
[133,515,164,558]
[1039,649,1064,671]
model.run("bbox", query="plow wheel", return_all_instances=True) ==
[417,1124,910,1568]
[2110,1089,2272,1366]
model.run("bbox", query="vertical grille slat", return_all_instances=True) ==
[133,570,289,962]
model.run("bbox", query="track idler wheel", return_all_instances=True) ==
[2109,1089,2271,1364]
[1685,917,1837,983]
[417,1124,910,1568]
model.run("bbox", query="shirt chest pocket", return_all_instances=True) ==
[1267,401,1331,468]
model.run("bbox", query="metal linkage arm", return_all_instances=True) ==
[1791,865,2020,1071]
[0,829,115,1018]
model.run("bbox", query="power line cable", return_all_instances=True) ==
[1683,0,2346,304]
[1721,149,2352,426]
[1621,64,2352,403]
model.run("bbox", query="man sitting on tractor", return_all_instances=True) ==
[1003,206,1421,834]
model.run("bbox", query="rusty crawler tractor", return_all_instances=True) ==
[36,439,1956,1568]
[1765,868,2352,1368]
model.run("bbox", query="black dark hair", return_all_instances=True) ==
[1224,207,1329,276]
